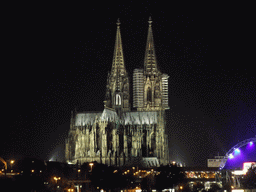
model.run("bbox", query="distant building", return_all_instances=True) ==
[181,167,223,190]
[207,156,227,168]
[65,18,169,167]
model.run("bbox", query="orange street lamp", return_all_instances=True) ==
[53,177,61,190]
[89,163,94,172]
[54,176,61,183]
[10,160,14,170]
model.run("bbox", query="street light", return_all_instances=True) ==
[53,176,61,190]
[53,176,61,184]
[89,163,94,172]
[10,160,14,171]
[77,169,81,179]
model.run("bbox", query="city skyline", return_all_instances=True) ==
[3,2,256,167]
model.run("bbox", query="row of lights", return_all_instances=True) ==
[228,141,254,159]
[121,168,160,177]
[1,160,45,174]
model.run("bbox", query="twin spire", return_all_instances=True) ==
[111,18,125,78]
[111,17,158,76]
[144,16,158,75]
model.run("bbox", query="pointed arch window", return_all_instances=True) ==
[116,94,121,105]
[147,87,152,102]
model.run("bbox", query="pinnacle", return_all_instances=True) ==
[148,16,152,24]
[117,18,121,26]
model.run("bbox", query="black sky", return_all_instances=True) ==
[3,2,256,166]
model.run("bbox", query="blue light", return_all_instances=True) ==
[228,154,234,159]
[235,148,240,153]
[249,141,253,146]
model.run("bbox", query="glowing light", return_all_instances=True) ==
[89,163,94,171]
[235,148,240,153]
[249,141,253,146]
[232,170,244,175]
[243,162,256,174]
[229,154,234,159]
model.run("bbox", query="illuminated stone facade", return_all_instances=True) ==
[65,18,169,167]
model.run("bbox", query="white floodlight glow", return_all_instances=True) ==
[228,154,234,159]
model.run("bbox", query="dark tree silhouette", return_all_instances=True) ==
[155,164,185,191]
[89,162,127,191]
[241,166,256,189]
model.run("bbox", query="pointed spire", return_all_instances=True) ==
[111,18,126,77]
[117,18,121,26]
[144,16,158,75]
[148,16,152,25]
[105,19,130,112]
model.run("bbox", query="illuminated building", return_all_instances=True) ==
[207,156,227,168]
[65,18,169,167]
[181,167,223,191]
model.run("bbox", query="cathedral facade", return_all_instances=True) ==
[65,18,169,167]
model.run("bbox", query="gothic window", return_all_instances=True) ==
[127,136,132,156]
[96,124,101,152]
[150,133,156,156]
[116,94,121,105]
[142,129,147,157]
[147,87,152,102]
[119,126,124,154]
[107,124,113,152]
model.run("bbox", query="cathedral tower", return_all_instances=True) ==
[104,19,130,114]
[133,17,169,111]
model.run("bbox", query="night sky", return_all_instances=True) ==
[3,2,256,167]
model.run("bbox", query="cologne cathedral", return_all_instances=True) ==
[65,18,169,167]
